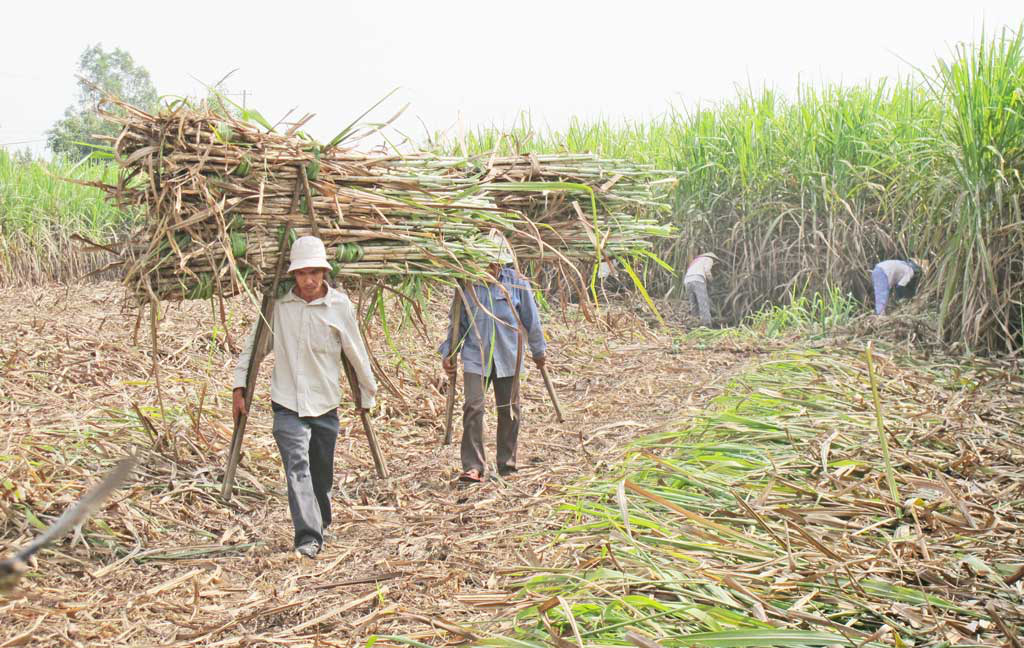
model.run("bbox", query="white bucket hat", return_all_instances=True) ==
[484,228,516,265]
[287,236,333,274]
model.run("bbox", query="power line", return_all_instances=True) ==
[0,138,46,147]
[221,89,253,110]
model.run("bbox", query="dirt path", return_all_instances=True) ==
[0,282,762,646]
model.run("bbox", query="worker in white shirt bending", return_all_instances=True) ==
[871,259,926,315]
[232,236,377,559]
[683,252,719,327]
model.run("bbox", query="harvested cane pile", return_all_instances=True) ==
[95,99,673,303]
[485,344,1024,646]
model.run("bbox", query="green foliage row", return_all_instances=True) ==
[743,284,862,339]
[0,150,137,284]
[443,26,1024,353]
[6,29,1023,351]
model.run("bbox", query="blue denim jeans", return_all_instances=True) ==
[872,266,890,315]
[271,402,339,548]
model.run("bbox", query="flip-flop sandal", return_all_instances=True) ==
[458,469,483,483]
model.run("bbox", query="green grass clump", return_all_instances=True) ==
[0,150,136,284]
[744,284,861,338]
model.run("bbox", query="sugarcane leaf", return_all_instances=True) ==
[632,248,675,272]
[617,255,664,325]
[71,140,114,153]
[327,87,401,150]
[242,109,274,132]
[22,506,47,531]
[85,149,115,160]
[473,638,548,647]
[671,629,864,647]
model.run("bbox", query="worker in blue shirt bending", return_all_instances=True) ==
[439,229,547,483]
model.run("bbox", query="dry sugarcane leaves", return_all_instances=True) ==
[0,282,748,646]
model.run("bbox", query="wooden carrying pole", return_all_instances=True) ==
[442,289,464,445]
[308,162,385,479]
[342,354,388,479]
[539,365,565,423]
[221,174,302,501]
[221,268,282,501]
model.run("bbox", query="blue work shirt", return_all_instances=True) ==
[438,266,547,378]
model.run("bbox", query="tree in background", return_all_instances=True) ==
[47,44,158,160]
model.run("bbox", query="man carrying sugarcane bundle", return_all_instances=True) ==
[231,236,376,558]
[871,258,927,315]
[683,252,719,327]
[440,229,547,484]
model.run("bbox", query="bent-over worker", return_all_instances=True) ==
[684,252,719,327]
[232,236,376,558]
[871,258,925,315]
[439,229,547,483]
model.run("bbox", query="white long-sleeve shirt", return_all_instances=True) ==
[684,255,714,284]
[875,260,915,288]
[234,286,377,416]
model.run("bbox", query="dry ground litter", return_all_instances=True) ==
[0,283,757,646]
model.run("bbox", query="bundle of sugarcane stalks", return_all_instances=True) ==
[93,98,673,303]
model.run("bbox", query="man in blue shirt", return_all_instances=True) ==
[439,230,547,482]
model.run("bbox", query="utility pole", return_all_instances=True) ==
[222,89,252,111]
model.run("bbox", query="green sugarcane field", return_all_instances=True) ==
[1,6,1022,647]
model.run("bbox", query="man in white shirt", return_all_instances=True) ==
[683,253,718,326]
[232,236,377,558]
[872,259,925,315]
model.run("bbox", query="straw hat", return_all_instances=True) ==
[484,228,516,265]
[699,252,720,262]
[287,236,333,274]
[910,257,930,273]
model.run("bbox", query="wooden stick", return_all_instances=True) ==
[539,364,566,423]
[442,288,464,446]
[221,177,301,501]
[341,353,389,479]
[221,292,271,502]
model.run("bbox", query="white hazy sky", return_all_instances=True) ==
[1,1,1021,156]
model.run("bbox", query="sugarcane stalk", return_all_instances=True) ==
[300,165,320,238]
[866,341,900,506]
